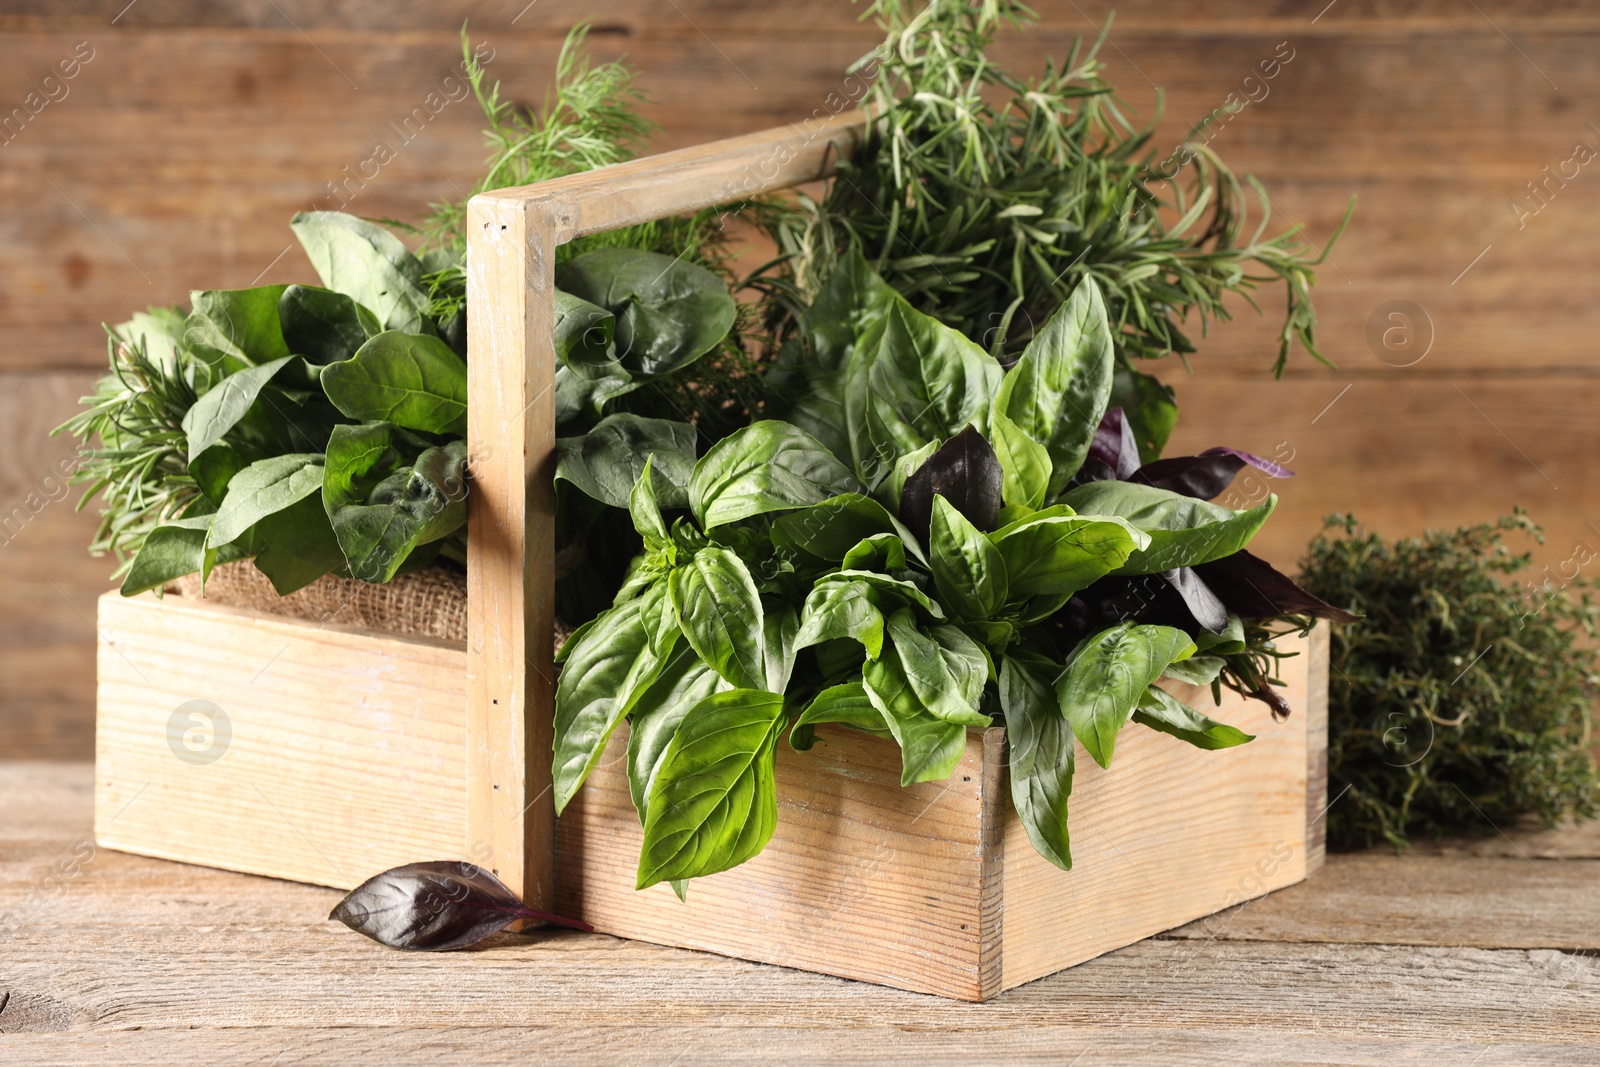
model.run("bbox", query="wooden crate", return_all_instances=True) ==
[93,109,1330,1000]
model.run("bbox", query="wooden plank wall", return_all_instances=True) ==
[2,1,1596,758]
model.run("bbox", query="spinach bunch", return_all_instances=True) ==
[552,252,1348,886]
[88,210,736,597]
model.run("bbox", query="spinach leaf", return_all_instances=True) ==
[321,331,468,436]
[929,495,1008,620]
[993,276,1114,497]
[323,421,402,510]
[290,211,432,334]
[898,426,1004,539]
[795,578,885,660]
[850,299,1003,477]
[999,654,1076,870]
[790,682,891,750]
[552,289,617,379]
[119,515,234,596]
[1133,685,1255,750]
[556,414,697,511]
[247,494,347,595]
[1061,480,1275,574]
[279,284,379,365]
[1056,621,1197,769]
[326,440,468,583]
[207,453,325,548]
[184,286,294,378]
[557,247,736,380]
[637,688,786,888]
[625,647,730,820]
[769,493,924,565]
[689,421,859,530]
[190,443,247,506]
[551,598,653,814]
[669,546,767,691]
[181,355,294,459]
[861,646,970,786]
[991,509,1146,598]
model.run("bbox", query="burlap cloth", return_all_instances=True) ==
[171,562,575,655]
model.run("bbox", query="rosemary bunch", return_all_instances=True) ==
[757,0,1349,378]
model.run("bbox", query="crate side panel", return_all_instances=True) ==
[554,724,991,1001]
[95,593,470,889]
[999,629,1315,991]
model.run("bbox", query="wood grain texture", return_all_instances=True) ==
[1305,620,1330,873]
[94,592,468,889]
[997,630,1313,991]
[7,762,1600,1064]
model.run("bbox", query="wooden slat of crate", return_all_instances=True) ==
[94,591,469,889]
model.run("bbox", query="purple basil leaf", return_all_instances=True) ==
[1077,569,1226,634]
[1163,567,1229,633]
[1194,550,1361,624]
[1200,447,1295,480]
[1087,408,1141,480]
[1132,447,1295,501]
[330,860,593,952]
[898,426,1004,538]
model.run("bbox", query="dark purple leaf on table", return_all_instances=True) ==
[1194,550,1361,624]
[1086,407,1141,480]
[899,425,1003,539]
[330,860,593,952]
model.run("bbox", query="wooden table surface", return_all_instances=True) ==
[2,762,1596,1065]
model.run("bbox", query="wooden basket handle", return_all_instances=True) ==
[463,110,871,906]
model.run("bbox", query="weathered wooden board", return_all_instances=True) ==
[5,760,1600,1064]
[94,592,469,887]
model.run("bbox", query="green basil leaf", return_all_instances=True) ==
[181,356,293,459]
[556,248,736,381]
[207,453,325,548]
[815,570,946,620]
[795,579,885,660]
[993,276,1114,498]
[1061,480,1276,574]
[183,286,293,377]
[852,299,1003,477]
[990,406,1052,510]
[769,492,924,565]
[637,688,786,888]
[766,247,898,461]
[790,681,891,751]
[1056,622,1197,769]
[929,495,1008,620]
[630,455,671,548]
[1195,614,1247,656]
[881,610,990,728]
[840,532,907,572]
[931,623,992,705]
[1134,685,1255,750]
[689,421,860,529]
[669,546,767,691]
[552,599,652,814]
[763,602,800,693]
[320,331,468,436]
[552,289,617,379]
[327,440,468,583]
[1162,655,1225,686]
[1111,360,1179,466]
[861,648,970,786]
[992,510,1147,598]
[290,211,432,333]
[999,654,1076,871]
[556,413,697,511]
[626,646,730,820]
[278,284,375,365]
[878,439,937,515]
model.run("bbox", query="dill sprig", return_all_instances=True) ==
[756,0,1351,376]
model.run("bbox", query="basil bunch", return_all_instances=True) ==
[113,211,736,597]
[552,252,1328,886]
